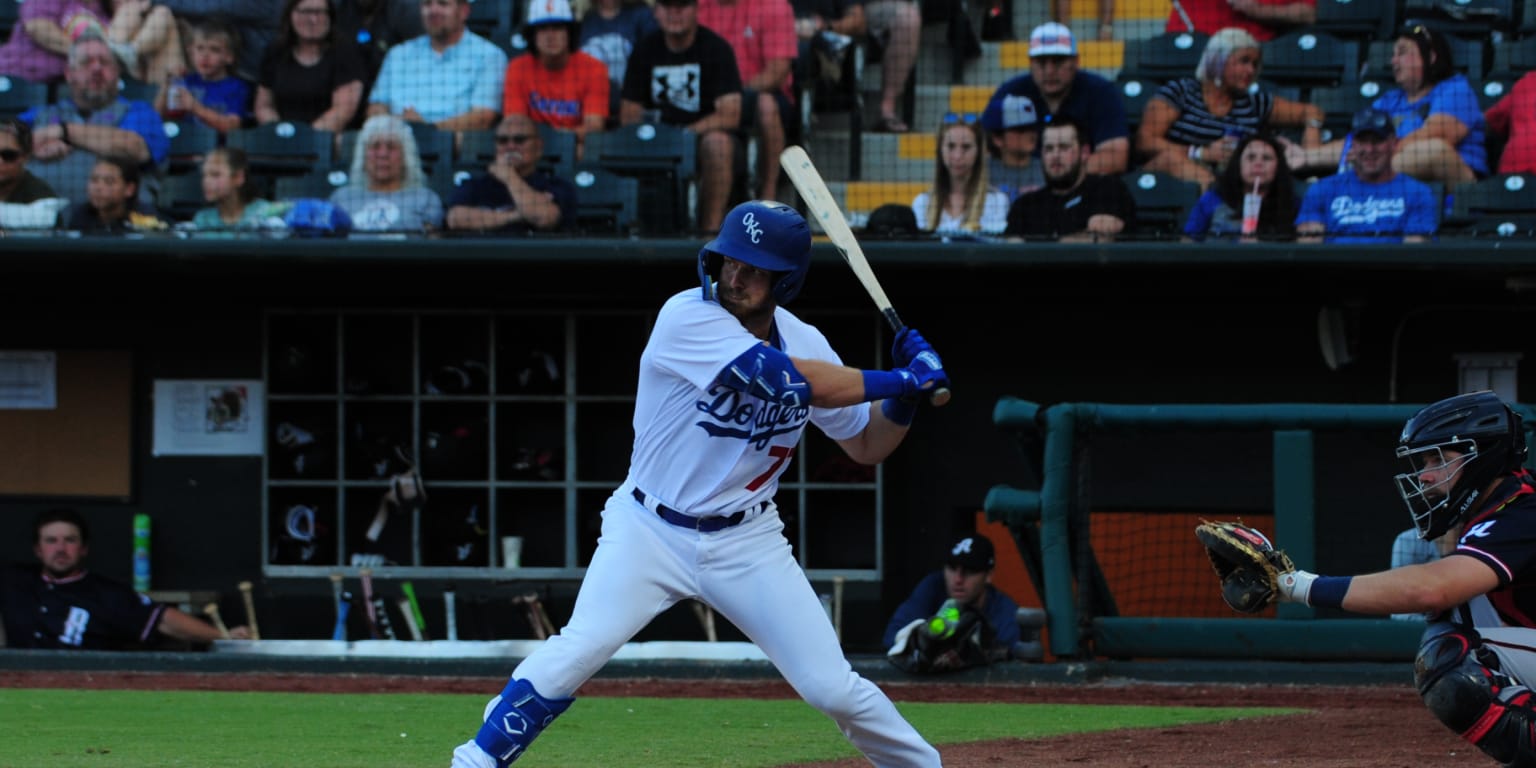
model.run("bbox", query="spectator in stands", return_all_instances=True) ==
[1004,115,1135,241]
[699,0,797,202]
[1164,0,1315,43]
[100,0,187,85]
[367,0,507,131]
[445,113,576,235]
[335,0,424,92]
[789,0,859,107]
[979,22,1129,175]
[1137,27,1322,190]
[1485,71,1536,175]
[619,0,742,233]
[1295,108,1437,244]
[193,147,276,230]
[20,34,170,206]
[154,17,249,134]
[256,0,367,133]
[1054,0,1114,42]
[153,1,282,83]
[0,119,59,203]
[1183,132,1297,242]
[57,154,165,233]
[0,508,250,649]
[0,0,108,84]
[883,534,1031,673]
[329,113,443,232]
[912,116,1008,236]
[985,93,1045,202]
[865,0,920,133]
[579,0,658,124]
[1286,24,1485,186]
[504,0,608,160]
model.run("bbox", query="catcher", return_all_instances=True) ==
[883,534,1028,673]
[1196,391,1536,767]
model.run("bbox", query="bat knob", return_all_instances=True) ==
[930,387,951,407]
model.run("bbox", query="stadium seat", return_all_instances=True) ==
[1260,30,1359,90]
[157,171,206,222]
[582,123,697,235]
[1488,37,1536,81]
[1116,76,1161,138]
[227,122,334,177]
[274,169,351,202]
[1401,0,1520,36]
[1121,31,1210,83]
[570,167,639,235]
[164,120,221,176]
[1308,85,1375,143]
[1445,174,1536,236]
[0,76,49,120]
[1121,170,1202,238]
[1312,0,1400,42]
[467,0,514,54]
[0,0,18,42]
[797,35,865,180]
[536,124,576,180]
[1476,76,1518,113]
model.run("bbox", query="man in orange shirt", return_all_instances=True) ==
[697,0,797,201]
[503,0,610,159]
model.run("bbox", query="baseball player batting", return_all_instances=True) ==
[451,200,949,768]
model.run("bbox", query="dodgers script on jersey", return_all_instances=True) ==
[627,289,868,516]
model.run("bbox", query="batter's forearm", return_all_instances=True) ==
[793,358,868,407]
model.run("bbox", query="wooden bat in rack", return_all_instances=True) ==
[780,145,951,406]
[205,602,231,639]
[237,580,260,640]
[359,568,380,639]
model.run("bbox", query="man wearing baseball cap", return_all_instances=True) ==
[502,0,610,155]
[979,22,1128,175]
[883,533,1034,672]
[1296,107,1438,244]
[986,93,1046,202]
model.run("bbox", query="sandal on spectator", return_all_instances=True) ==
[873,115,909,133]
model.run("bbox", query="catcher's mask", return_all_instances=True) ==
[698,200,811,305]
[1395,390,1528,541]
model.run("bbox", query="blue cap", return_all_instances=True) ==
[1351,108,1395,139]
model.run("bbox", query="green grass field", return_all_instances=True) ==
[1,688,1294,767]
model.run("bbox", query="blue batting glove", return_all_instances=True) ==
[895,345,948,398]
[891,328,933,368]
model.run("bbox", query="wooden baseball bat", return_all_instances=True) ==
[832,575,846,643]
[237,580,260,640]
[358,567,380,639]
[204,602,231,639]
[780,144,950,406]
[443,587,458,642]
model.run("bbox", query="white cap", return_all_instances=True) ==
[526,0,575,27]
[1028,22,1077,57]
[1000,94,1039,129]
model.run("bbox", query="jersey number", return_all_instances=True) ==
[746,446,795,491]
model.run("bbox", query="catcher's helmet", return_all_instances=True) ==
[1395,390,1528,541]
[698,200,812,305]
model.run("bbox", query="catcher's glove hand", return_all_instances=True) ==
[1194,520,1296,613]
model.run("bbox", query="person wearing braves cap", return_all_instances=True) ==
[451,200,949,768]
[502,0,609,158]
[1296,107,1437,244]
[979,22,1129,175]
[883,533,1031,673]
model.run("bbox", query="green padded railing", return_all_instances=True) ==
[985,398,1536,660]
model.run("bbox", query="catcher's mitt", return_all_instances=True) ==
[1194,520,1296,613]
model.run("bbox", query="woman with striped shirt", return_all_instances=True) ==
[1136,27,1322,189]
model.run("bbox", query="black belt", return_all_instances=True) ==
[632,487,760,532]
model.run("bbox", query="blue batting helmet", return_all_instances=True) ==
[698,200,812,305]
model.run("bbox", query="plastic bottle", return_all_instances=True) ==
[132,513,151,592]
[165,78,188,120]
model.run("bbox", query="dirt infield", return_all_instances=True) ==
[0,671,1483,766]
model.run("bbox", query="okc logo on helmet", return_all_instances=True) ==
[742,211,763,243]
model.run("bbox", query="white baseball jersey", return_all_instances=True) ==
[628,288,869,516]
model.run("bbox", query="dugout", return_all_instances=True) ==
[0,236,1533,656]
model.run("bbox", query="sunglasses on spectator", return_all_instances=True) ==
[942,112,978,125]
[496,134,534,145]
[0,149,20,162]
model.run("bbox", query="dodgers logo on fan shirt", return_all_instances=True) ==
[694,386,809,451]
[743,211,763,243]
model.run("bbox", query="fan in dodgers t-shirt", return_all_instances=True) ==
[1296,108,1437,244]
